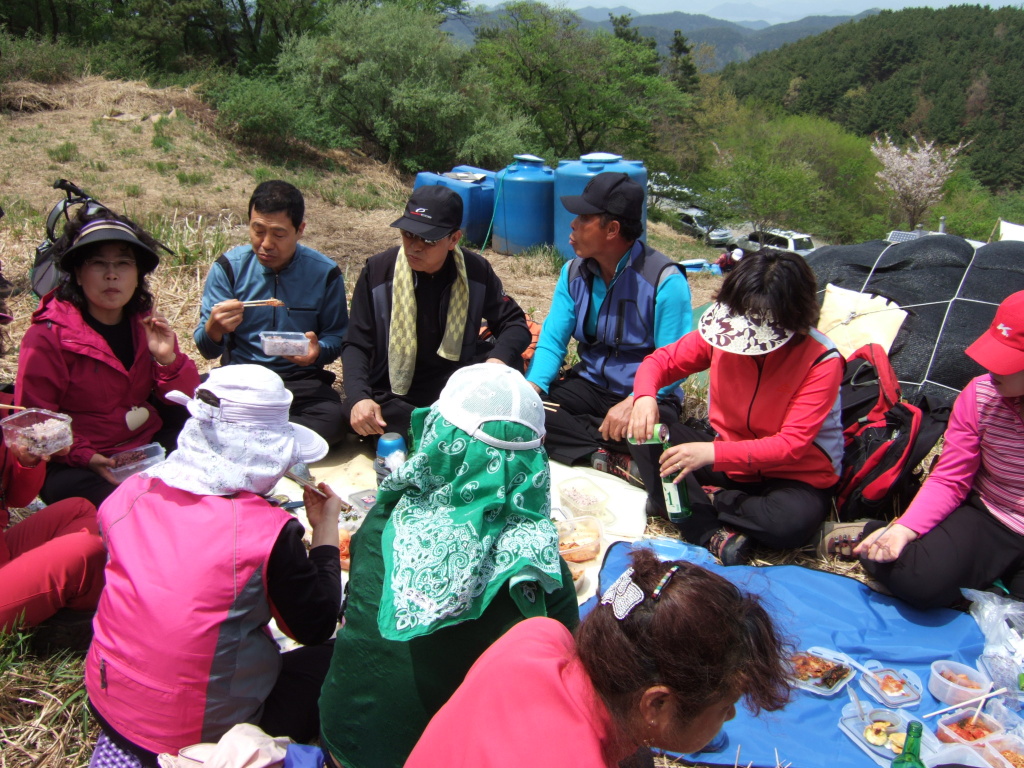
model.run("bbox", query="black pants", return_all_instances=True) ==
[663,424,834,550]
[340,390,421,446]
[542,374,681,505]
[41,400,190,508]
[861,494,1024,609]
[284,376,346,447]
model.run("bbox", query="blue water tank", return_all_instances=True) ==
[553,153,647,260]
[413,167,496,247]
[492,155,555,255]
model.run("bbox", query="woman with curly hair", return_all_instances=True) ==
[16,206,199,506]
[407,547,792,767]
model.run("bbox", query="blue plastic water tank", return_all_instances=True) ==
[553,153,647,260]
[413,167,496,247]
[492,155,555,255]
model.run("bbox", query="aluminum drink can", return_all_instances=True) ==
[627,423,669,445]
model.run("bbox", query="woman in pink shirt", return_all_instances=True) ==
[856,291,1024,609]
[406,548,792,768]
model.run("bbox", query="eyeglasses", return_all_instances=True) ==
[399,229,446,247]
[83,258,137,274]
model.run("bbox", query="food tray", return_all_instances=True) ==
[109,442,165,483]
[838,703,939,767]
[858,660,923,708]
[557,477,610,521]
[930,659,992,706]
[982,734,1024,768]
[340,489,377,532]
[567,562,589,595]
[259,331,309,357]
[556,515,603,563]
[1,408,73,457]
[935,708,1003,746]
[789,646,856,696]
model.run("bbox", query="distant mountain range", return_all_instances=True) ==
[442,5,880,69]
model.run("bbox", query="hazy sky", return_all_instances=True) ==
[557,0,1018,24]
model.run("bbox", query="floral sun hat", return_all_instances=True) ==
[698,301,795,355]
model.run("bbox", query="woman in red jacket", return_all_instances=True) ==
[629,251,844,566]
[16,207,199,507]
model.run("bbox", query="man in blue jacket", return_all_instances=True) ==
[195,181,348,445]
[527,172,692,513]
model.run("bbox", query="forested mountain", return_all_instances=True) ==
[721,5,1024,190]
[442,8,873,68]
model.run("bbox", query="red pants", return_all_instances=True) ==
[0,497,105,630]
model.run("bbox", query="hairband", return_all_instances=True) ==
[599,564,682,621]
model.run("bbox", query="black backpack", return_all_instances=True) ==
[31,179,110,298]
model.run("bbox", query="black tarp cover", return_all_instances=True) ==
[806,235,1024,402]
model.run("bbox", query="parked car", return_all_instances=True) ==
[678,207,733,247]
[737,229,815,257]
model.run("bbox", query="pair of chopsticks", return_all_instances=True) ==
[922,684,1007,720]
[1,404,31,412]
[282,470,353,511]
[542,400,559,413]
[240,299,286,308]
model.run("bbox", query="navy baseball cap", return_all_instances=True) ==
[390,186,464,241]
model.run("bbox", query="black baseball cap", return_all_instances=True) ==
[390,186,464,241]
[560,172,644,221]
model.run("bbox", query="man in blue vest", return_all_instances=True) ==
[526,172,693,514]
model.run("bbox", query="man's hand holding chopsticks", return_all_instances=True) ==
[205,299,245,343]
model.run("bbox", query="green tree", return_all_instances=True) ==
[474,2,688,158]
[666,31,699,93]
[278,3,530,172]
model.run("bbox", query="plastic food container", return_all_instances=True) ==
[1,408,72,457]
[789,646,856,696]
[109,442,165,483]
[924,745,992,768]
[557,477,609,520]
[858,661,923,708]
[556,515,603,563]
[935,709,1002,745]
[982,735,1024,768]
[260,331,309,357]
[929,660,992,706]
[838,703,939,767]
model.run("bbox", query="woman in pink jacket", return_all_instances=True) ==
[16,207,199,507]
[856,291,1024,609]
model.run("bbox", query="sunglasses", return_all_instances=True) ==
[400,229,449,247]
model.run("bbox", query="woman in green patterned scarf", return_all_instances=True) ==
[319,364,580,768]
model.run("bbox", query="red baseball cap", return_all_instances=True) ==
[966,291,1024,375]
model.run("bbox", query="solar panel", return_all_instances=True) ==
[885,230,920,243]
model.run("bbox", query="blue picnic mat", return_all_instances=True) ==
[581,538,986,768]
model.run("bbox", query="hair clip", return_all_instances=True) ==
[600,567,645,620]
[651,565,681,601]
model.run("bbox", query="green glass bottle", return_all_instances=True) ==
[891,721,926,768]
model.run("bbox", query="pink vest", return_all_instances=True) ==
[85,475,292,754]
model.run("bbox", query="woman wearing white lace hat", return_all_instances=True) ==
[85,365,343,768]
[318,363,580,768]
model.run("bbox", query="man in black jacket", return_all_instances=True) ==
[342,186,531,441]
